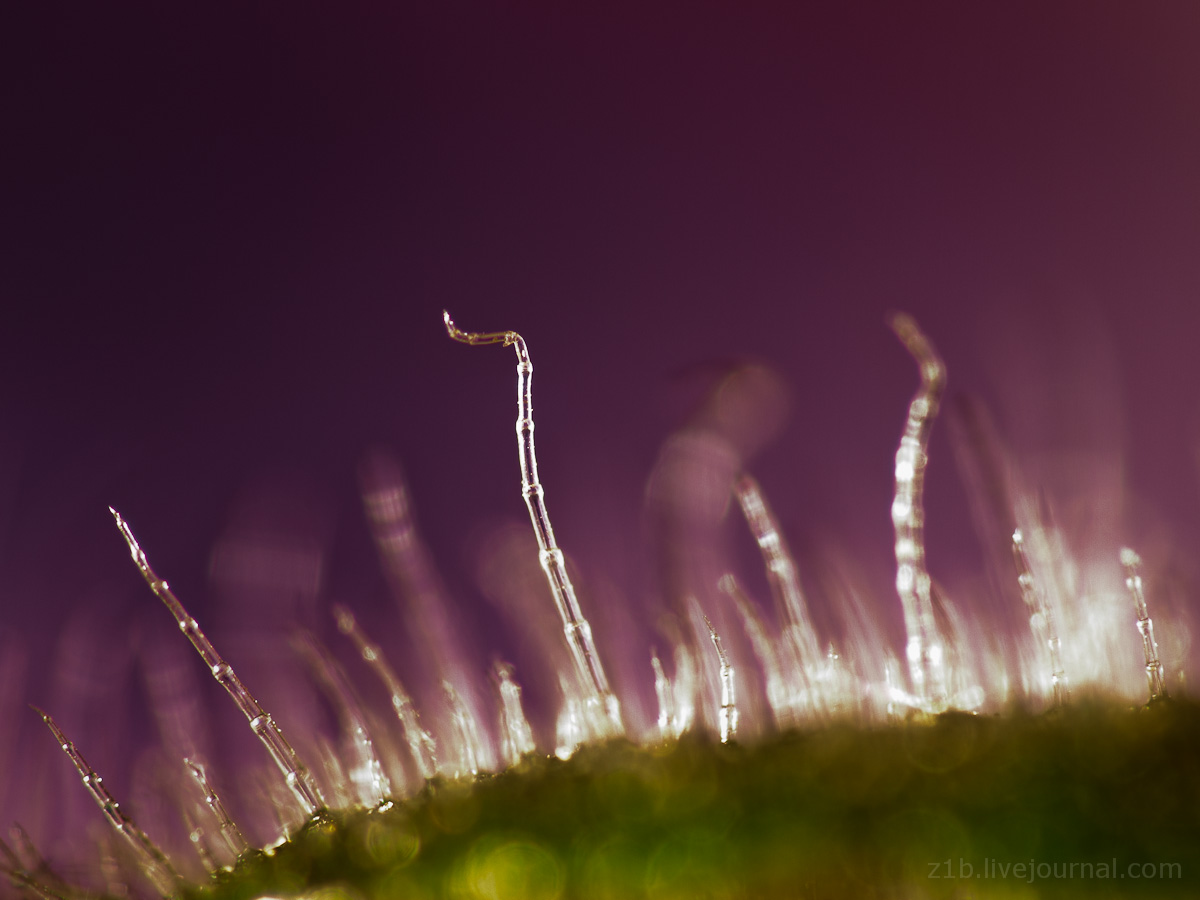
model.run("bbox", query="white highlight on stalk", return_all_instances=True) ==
[183,759,248,865]
[443,680,482,776]
[493,661,535,765]
[333,604,438,780]
[109,508,325,817]
[813,643,855,717]
[444,311,621,739]
[647,644,696,740]
[703,616,738,743]
[669,643,698,736]
[888,313,949,712]
[1120,548,1168,702]
[718,573,792,728]
[359,453,493,773]
[554,687,587,760]
[292,630,392,807]
[181,806,219,875]
[650,649,674,739]
[1012,529,1067,706]
[733,474,820,713]
[32,707,180,897]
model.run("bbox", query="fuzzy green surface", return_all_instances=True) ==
[190,700,1200,900]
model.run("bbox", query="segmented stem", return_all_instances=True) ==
[183,759,248,863]
[0,862,63,900]
[109,508,324,816]
[32,707,180,897]
[733,474,820,701]
[1120,548,1168,702]
[444,311,620,734]
[443,680,481,776]
[0,832,66,900]
[0,839,20,876]
[703,616,738,743]
[6,825,58,892]
[649,649,675,739]
[493,661,535,765]
[293,630,392,807]
[888,313,949,711]
[333,604,438,780]
[1012,529,1067,706]
[718,573,792,727]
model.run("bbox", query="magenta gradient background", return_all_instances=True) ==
[3,1,1200,855]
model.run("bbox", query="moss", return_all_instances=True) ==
[182,699,1200,900]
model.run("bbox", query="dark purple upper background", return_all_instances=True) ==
[3,0,1200,852]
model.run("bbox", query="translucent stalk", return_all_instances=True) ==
[703,616,738,743]
[443,680,482,777]
[359,453,492,772]
[670,642,698,737]
[888,313,949,712]
[733,474,821,683]
[883,655,919,718]
[649,649,675,739]
[314,736,353,811]
[554,688,587,760]
[180,807,216,874]
[6,825,58,893]
[444,311,620,735]
[1120,548,1168,702]
[293,630,392,807]
[718,573,792,728]
[493,661,535,765]
[333,604,438,780]
[109,508,324,816]
[184,759,248,864]
[0,834,64,900]
[0,861,63,900]
[31,707,179,897]
[1012,529,1067,706]
[0,837,21,874]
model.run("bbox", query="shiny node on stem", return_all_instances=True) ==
[1012,528,1067,707]
[443,310,621,739]
[1121,547,1168,703]
[703,615,738,744]
[32,706,180,898]
[888,312,948,712]
[108,507,325,818]
[183,758,248,863]
[332,604,439,781]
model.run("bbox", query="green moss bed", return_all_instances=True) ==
[188,699,1199,900]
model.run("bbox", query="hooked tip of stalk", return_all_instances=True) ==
[28,704,49,723]
[887,310,945,387]
[886,310,915,337]
[332,603,356,634]
[441,310,521,348]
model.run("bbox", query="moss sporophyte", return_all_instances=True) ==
[14,314,1199,900]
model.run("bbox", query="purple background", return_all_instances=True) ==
[3,0,1200,857]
